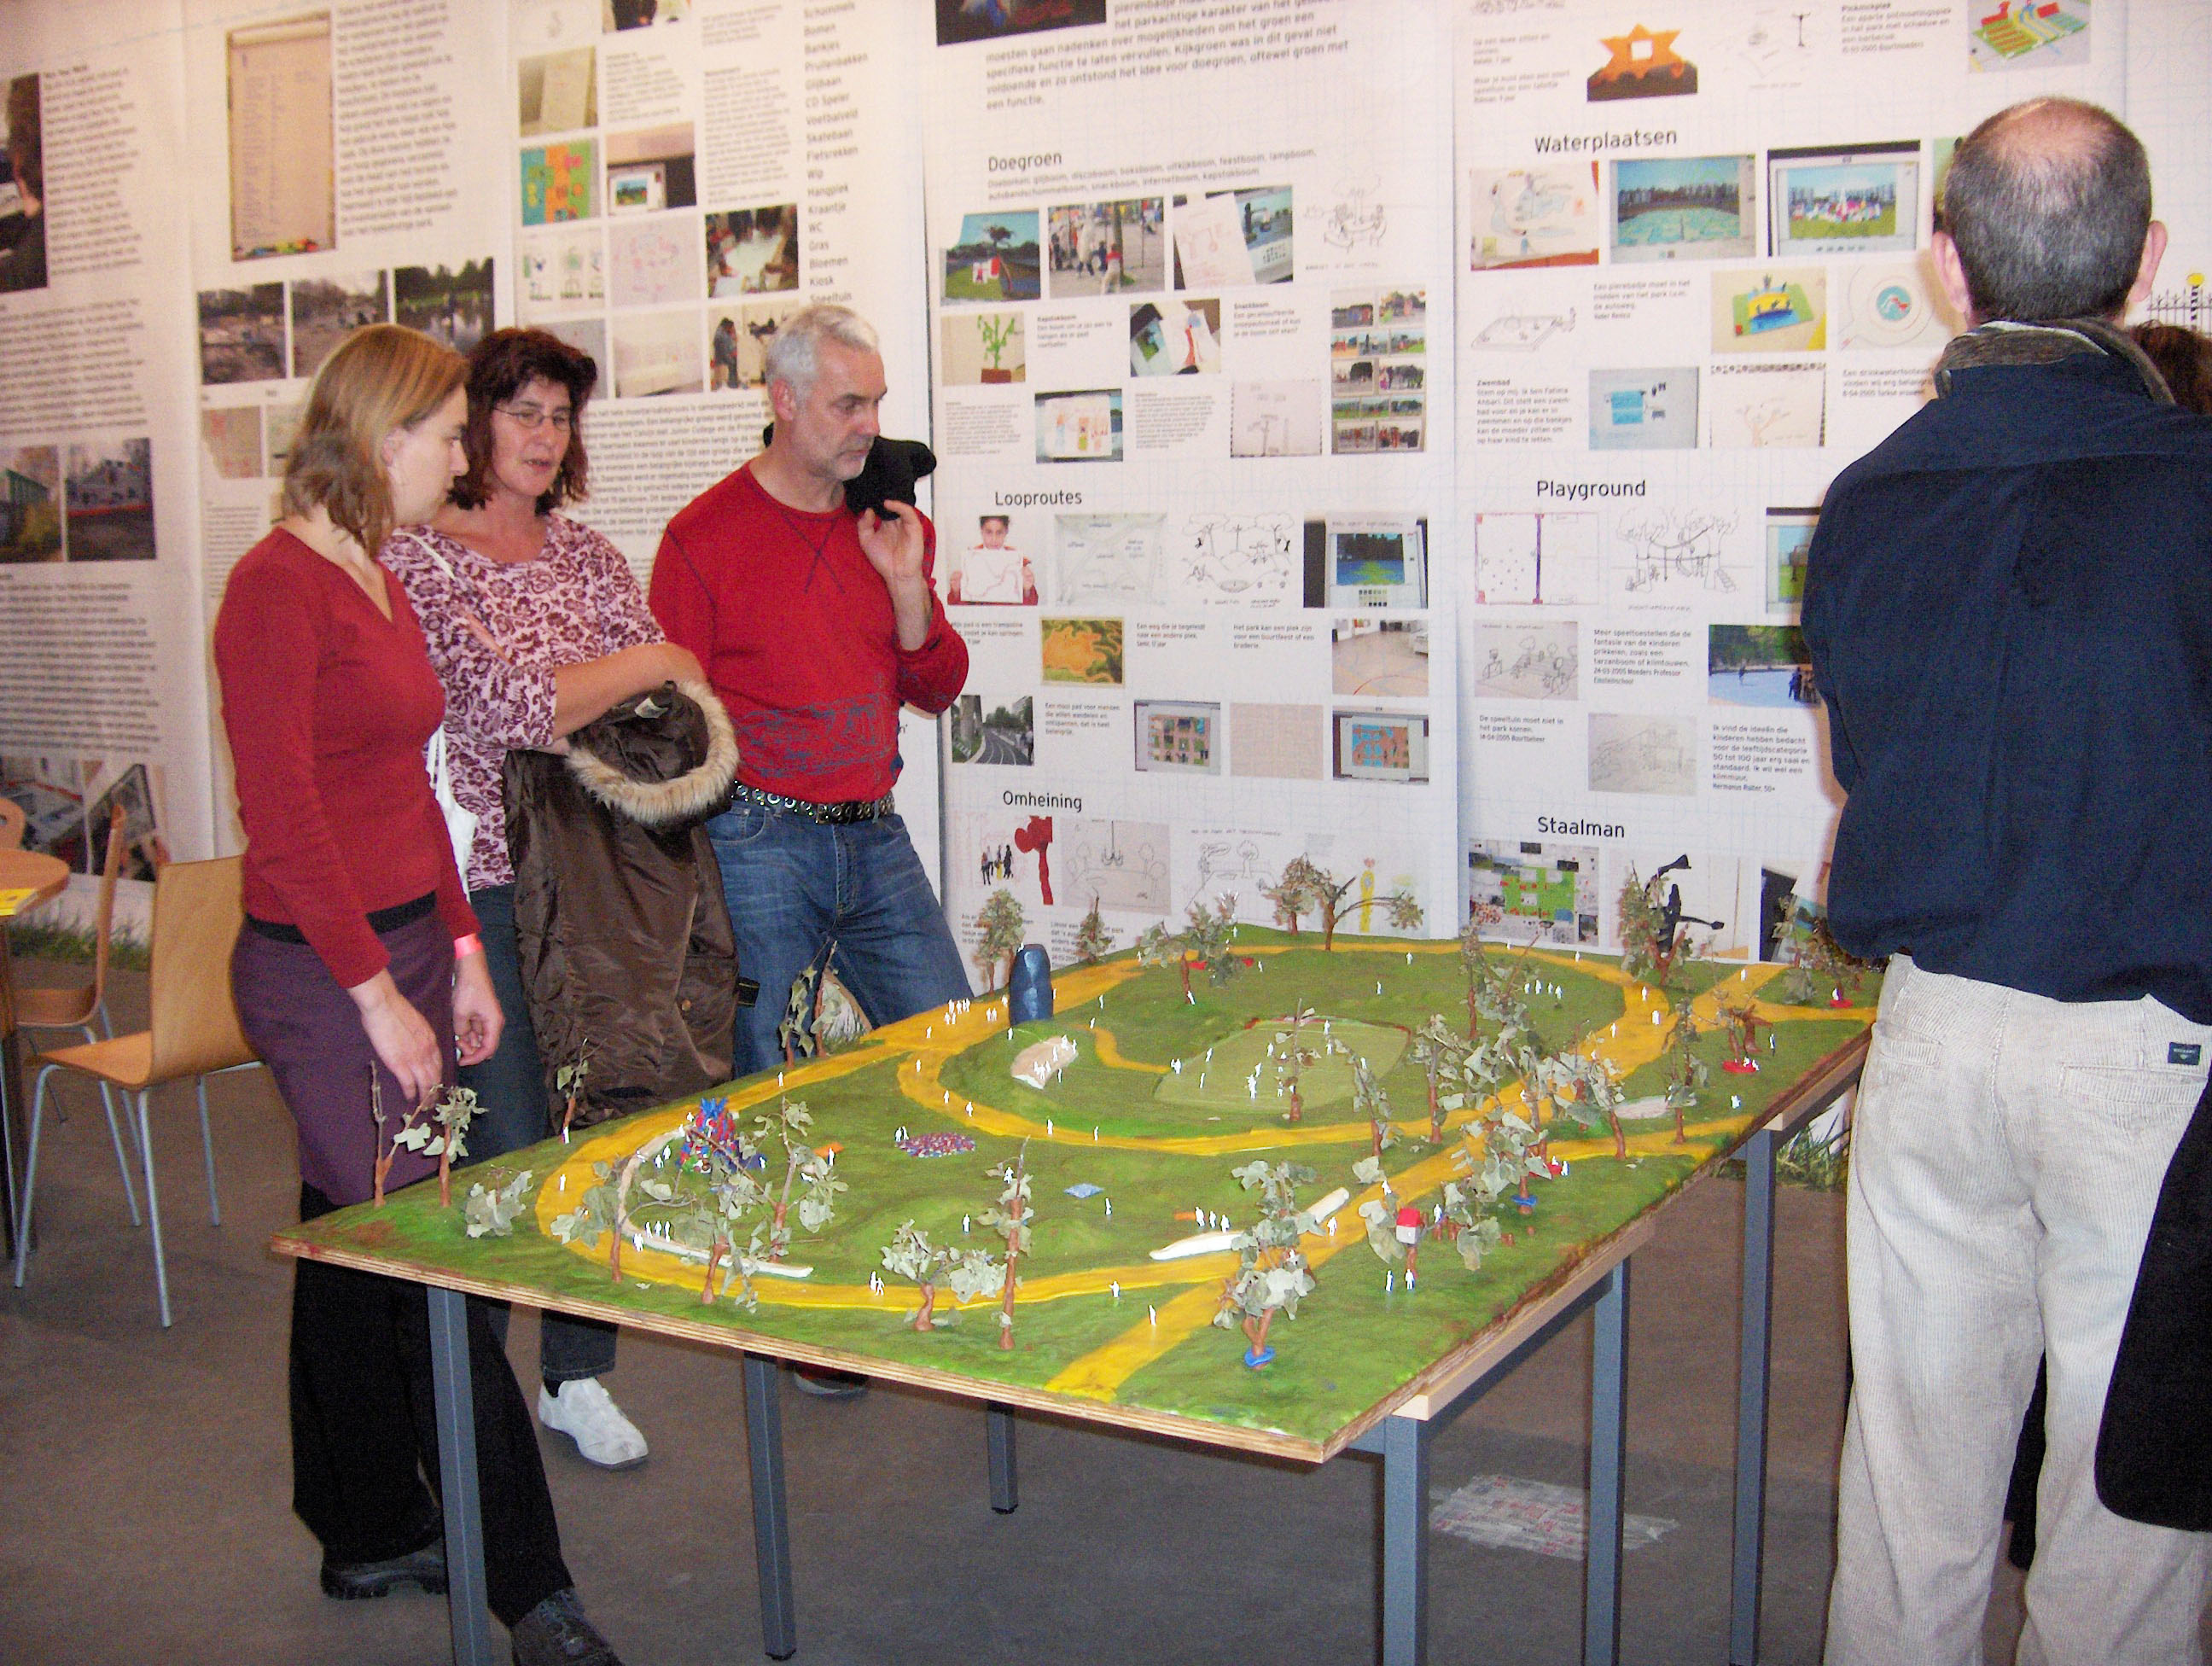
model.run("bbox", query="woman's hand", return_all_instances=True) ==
[346,969,444,1109]
[451,947,505,1067]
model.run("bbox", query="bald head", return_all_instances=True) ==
[1941,98,2152,323]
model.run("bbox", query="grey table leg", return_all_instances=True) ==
[742,1353,798,1659]
[1378,1413,1429,1666]
[426,1287,495,1666]
[987,1402,1019,1513]
[1584,1260,1630,1666]
[1731,1127,1778,1664]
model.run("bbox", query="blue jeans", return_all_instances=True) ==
[706,802,972,1078]
[459,883,619,1385]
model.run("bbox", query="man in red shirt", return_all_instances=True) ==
[650,304,972,1087]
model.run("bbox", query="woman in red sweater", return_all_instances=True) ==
[213,324,622,1666]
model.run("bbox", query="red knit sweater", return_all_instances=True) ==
[213,528,477,987]
[649,463,967,803]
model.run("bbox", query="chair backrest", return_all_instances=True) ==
[0,795,24,849]
[88,802,125,1002]
[148,856,257,1082]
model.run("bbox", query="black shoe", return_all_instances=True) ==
[788,1362,870,1399]
[511,1587,624,1666]
[320,1535,447,1599]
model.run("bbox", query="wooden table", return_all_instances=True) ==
[0,847,69,1254]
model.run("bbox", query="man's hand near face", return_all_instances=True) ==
[858,499,933,649]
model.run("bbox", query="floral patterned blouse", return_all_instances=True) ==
[382,515,662,891]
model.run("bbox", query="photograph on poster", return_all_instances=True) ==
[84,761,167,880]
[1589,712,1697,795]
[1056,818,1172,915]
[395,262,495,354]
[936,0,1106,45]
[1708,361,1826,448]
[65,440,154,563]
[951,809,1057,908]
[707,205,798,295]
[1333,710,1429,783]
[941,312,1025,385]
[946,211,1042,302]
[1766,507,1816,615]
[1230,703,1322,779]
[1587,23,1698,100]
[1053,514,1160,604]
[289,273,389,381]
[609,217,704,308]
[1470,620,1577,701]
[1035,389,1121,463]
[611,306,702,397]
[1615,504,1744,598]
[708,296,802,391]
[1588,366,1698,451]
[1769,142,1919,258]
[1173,186,1293,287]
[1040,617,1124,684]
[1837,260,1952,350]
[227,15,334,260]
[1469,163,1601,270]
[606,124,697,214]
[1,73,47,294]
[1609,154,1756,262]
[201,409,263,483]
[538,316,608,371]
[1229,381,1324,457]
[1467,839,1600,945]
[1174,513,1295,607]
[1713,266,1828,352]
[948,515,1038,604]
[1130,299,1221,376]
[1135,700,1222,776]
[1049,199,1164,295]
[1474,510,1600,606]
[521,140,597,224]
[1970,2,2090,73]
[0,445,62,562]
[519,45,596,136]
[1710,624,1820,709]
[521,227,605,316]
[198,285,287,385]
[949,694,1034,766]
[265,405,303,475]
[1323,516,1427,610]
[1332,618,1429,697]
[607,0,692,26]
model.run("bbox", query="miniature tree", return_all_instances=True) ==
[1261,855,1327,935]
[976,1143,1034,1349]
[974,888,1027,990]
[1072,897,1115,964]
[391,1084,479,1209]
[1136,894,1245,1001]
[1211,1159,1322,1367]
[1408,1016,1468,1143]
[754,1093,845,1261]
[879,1221,1001,1331]
[1307,861,1423,950]
[779,949,829,1063]
[1352,1054,1399,1161]
[556,1040,591,1140]
[1716,993,1772,1075]
[463,1168,534,1238]
[1773,912,1867,1008]
[1266,1001,1348,1123]
[1568,1051,1630,1161]
[1618,861,1717,988]
[368,1065,434,1208]
[1661,1005,1712,1144]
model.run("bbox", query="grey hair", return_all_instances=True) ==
[764,304,880,398]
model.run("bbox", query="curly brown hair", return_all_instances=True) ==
[449,328,599,512]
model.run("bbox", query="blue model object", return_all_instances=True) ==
[1008,944,1055,1025]
[1243,1345,1275,1369]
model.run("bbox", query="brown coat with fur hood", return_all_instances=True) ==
[504,679,741,1129]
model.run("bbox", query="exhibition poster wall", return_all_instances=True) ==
[1,0,2207,965]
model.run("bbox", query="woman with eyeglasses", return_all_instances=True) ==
[383,327,701,1471]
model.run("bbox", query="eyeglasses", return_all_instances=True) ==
[493,404,574,433]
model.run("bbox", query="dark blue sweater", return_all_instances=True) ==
[1803,350,2212,1023]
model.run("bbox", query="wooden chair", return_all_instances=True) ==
[14,805,139,1225]
[0,795,24,848]
[13,856,260,1326]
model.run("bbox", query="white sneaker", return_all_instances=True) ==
[538,1378,649,1470]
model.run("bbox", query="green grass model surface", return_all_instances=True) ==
[277,931,1875,1459]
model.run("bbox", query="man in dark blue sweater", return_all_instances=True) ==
[1806,98,2212,1664]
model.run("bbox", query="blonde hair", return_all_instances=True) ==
[282,324,465,556]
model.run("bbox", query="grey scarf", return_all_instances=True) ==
[1933,317,2174,404]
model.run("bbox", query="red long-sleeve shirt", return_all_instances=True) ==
[213,528,477,988]
[649,463,967,803]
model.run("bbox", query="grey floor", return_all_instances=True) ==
[0,960,2139,1666]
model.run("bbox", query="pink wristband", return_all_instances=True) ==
[452,934,483,959]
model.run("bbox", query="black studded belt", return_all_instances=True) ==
[726,781,895,824]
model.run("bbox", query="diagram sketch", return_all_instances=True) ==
[1323,176,1387,250]
[1472,620,1578,701]
[609,218,704,309]
[1707,363,1825,448]
[1468,163,1601,270]
[1589,714,1698,796]
[1474,511,1599,605]
[1171,513,1296,607]
[1059,819,1173,914]
[1472,308,1575,351]
[1230,381,1324,457]
[1839,262,1952,350]
[1613,506,1743,597]
[1185,835,1283,918]
[1053,513,1163,605]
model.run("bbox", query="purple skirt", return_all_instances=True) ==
[232,912,456,1207]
